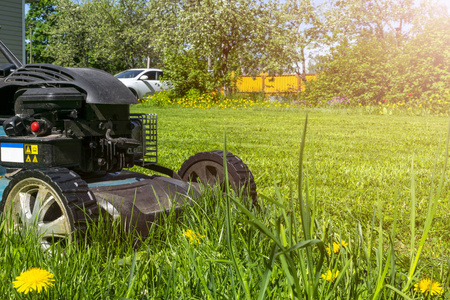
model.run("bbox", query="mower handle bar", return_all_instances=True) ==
[0,39,23,68]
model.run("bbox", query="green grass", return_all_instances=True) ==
[1,104,449,299]
[131,105,450,244]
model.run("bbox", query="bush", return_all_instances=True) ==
[140,90,172,107]
[302,16,450,107]
[161,51,217,98]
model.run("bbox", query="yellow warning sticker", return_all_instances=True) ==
[31,145,38,154]
[26,155,31,162]
[24,144,38,155]
[32,156,38,163]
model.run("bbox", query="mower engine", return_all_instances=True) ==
[0,64,154,175]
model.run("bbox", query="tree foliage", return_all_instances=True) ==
[45,0,157,74]
[25,0,58,64]
[26,0,449,101]
[148,0,291,96]
[303,12,450,105]
[324,0,445,45]
[282,0,326,80]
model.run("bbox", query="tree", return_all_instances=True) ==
[306,54,327,74]
[299,0,449,105]
[324,0,446,47]
[26,0,58,64]
[390,15,450,100]
[302,10,450,105]
[282,0,326,80]
[149,0,292,96]
[46,0,158,74]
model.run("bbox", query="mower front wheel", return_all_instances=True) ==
[178,150,257,204]
[0,168,98,249]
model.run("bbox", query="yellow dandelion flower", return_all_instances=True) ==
[184,229,205,244]
[414,278,443,296]
[13,267,55,294]
[326,241,348,255]
[332,242,340,253]
[322,270,339,282]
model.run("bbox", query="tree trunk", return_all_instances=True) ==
[301,46,307,82]
[222,47,230,97]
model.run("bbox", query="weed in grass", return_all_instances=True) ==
[183,229,205,244]
[13,267,55,295]
[414,278,444,297]
[140,89,290,109]
[142,87,450,116]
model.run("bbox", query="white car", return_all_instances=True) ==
[114,68,170,99]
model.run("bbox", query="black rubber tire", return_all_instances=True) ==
[178,150,257,204]
[0,168,98,248]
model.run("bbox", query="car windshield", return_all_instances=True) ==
[115,70,144,79]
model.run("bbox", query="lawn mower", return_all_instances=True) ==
[0,40,256,248]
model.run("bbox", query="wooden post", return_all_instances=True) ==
[29,26,33,64]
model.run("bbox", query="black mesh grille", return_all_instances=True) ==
[130,113,157,164]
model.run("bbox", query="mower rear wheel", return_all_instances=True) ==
[1,168,98,249]
[178,151,257,204]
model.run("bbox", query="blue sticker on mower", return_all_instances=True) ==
[1,143,24,163]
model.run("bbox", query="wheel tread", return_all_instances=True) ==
[178,150,257,204]
[1,167,99,236]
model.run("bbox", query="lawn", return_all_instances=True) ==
[132,105,450,239]
[2,104,449,299]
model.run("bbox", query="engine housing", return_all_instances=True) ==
[0,64,155,175]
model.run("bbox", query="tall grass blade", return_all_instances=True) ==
[409,155,416,266]
[278,221,295,291]
[298,114,311,240]
[208,264,217,298]
[373,247,392,299]
[289,184,299,246]
[385,285,414,300]
[404,120,450,291]
[185,241,213,299]
[164,260,176,299]
[258,244,278,300]
[324,259,351,300]
[231,197,283,248]
[282,238,324,254]
[223,131,250,300]
[373,195,386,299]
[391,179,400,239]
[125,251,137,298]
[296,113,324,299]
[231,182,323,299]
